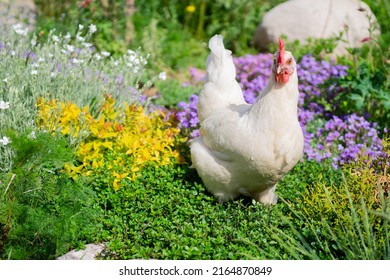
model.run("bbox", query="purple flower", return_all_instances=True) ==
[299,109,315,126]
[176,95,199,131]
[233,54,273,103]
[190,129,200,138]
[24,51,36,59]
[189,67,205,84]
[116,74,124,85]
[306,114,385,168]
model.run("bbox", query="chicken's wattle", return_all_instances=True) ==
[281,70,290,83]
[275,69,290,84]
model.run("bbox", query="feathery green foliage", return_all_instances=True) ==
[0,131,100,259]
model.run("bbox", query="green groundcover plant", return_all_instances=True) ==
[85,143,389,260]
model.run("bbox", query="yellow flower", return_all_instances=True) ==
[36,96,185,190]
[186,4,196,13]
[112,172,129,190]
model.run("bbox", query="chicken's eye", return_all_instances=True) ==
[287,58,292,65]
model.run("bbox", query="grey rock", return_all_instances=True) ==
[254,0,380,56]
[57,243,106,260]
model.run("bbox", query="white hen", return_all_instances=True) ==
[190,35,304,204]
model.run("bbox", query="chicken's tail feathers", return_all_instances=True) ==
[197,34,245,121]
[208,34,232,59]
[205,34,236,84]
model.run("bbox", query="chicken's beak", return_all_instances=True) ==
[276,64,283,74]
[275,63,290,84]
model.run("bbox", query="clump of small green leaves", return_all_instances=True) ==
[271,35,340,61]
[153,79,201,107]
[0,131,100,259]
[330,38,390,132]
[276,159,343,201]
[91,164,280,260]
[85,160,343,260]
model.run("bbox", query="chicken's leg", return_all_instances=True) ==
[253,185,278,205]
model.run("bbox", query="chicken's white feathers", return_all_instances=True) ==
[190,35,304,204]
[205,34,234,84]
[197,35,246,122]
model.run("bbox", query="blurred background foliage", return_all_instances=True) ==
[33,0,389,71]
[33,0,390,132]
[34,0,281,50]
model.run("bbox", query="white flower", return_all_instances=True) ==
[72,58,84,64]
[82,42,93,49]
[31,37,37,47]
[88,24,97,34]
[66,45,75,52]
[3,78,8,83]
[52,35,60,42]
[31,70,38,75]
[31,63,39,68]
[51,72,58,78]
[0,136,11,146]
[29,131,37,139]
[140,57,147,65]
[38,57,45,63]
[126,53,138,65]
[11,51,16,56]
[11,23,22,30]
[101,51,110,57]
[0,101,10,110]
[76,34,85,42]
[64,32,71,40]
[158,72,167,80]
[94,53,102,61]
[12,23,28,36]
[78,24,84,31]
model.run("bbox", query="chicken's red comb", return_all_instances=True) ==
[277,38,285,64]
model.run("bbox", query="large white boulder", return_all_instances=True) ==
[254,0,379,56]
